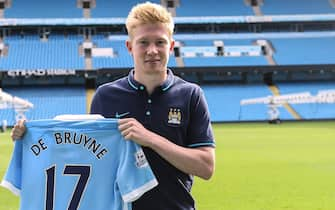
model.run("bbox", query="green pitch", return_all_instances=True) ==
[0,130,19,210]
[1,121,335,210]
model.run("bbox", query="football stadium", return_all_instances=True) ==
[1,0,335,210]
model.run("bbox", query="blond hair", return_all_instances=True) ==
[126,2,174,39]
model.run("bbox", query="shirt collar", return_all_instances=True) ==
[127,68,174,92]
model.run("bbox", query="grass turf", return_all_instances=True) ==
[193,121,335,210]
[1,121,335,210]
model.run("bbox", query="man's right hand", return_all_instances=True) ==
[10,119,26,141]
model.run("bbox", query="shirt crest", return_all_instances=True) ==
[135,149,148,168]
[168,108,182,125]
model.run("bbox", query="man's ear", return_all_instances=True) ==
[126,40,132,54]
[169,39,175,53]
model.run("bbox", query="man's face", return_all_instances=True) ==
[126,23,174,75]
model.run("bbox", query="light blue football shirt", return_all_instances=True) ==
[1,117,158,210]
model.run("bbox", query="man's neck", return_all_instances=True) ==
[134,70,167,95]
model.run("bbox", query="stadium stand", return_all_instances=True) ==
[4,0,82,18]
[91,35,133,68]
[172,0,254,17]
[91,0,160,18]
[0,34,85,70]
[276,81,335,120]
[5,0,334,18]
[0,0,335,125]
[271,37,335,65]
[2,33,335,70]
[261,0,335,15]
[0,86,87,126]
[202,84,273,122]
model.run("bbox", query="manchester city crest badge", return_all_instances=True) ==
[168,108,181,125]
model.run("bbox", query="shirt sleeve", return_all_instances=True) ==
[116,140,158,203]
[90,87,103,115]
[187,87,215,148]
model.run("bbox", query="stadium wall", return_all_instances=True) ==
[1,9,335,125]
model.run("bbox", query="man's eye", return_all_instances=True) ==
[157,40,166,45]
[140,40,148,45]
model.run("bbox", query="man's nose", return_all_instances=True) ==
[147,44,158,54]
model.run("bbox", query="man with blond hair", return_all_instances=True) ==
[11,2,215,209]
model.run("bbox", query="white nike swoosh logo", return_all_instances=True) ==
[115,112,130,118]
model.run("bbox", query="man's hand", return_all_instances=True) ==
[118,118,154,147]
[10,119,26,141]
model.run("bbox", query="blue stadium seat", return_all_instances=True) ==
[271,37,335,65]
[91,37,133,68]
[5,0,82,18]
[183,56,268,67]
[91,0,160,18]
[202,84,274,122]
[261,0,335,15]
[174,0,253,16]
[0,86,87,126]
[276,82,335,120]
[0,34,85,70]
